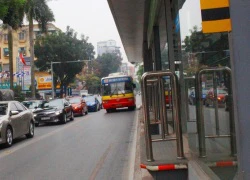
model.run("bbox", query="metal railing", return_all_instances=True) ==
[141,71,184,161]
[195,67,236,157]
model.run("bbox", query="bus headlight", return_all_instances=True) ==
[103,100,108,104]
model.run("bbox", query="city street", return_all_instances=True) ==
[0,104,139,180]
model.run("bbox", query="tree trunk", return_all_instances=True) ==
[29,11,35,99]
[8,25,14,90]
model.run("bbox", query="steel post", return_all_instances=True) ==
[213,72,220,135]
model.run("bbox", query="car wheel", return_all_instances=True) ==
[85,110,88,115]
[81,109,85,116]
[5,127,13,147]
[26,122,34,138]
[35,122,39,127]
[106,109,110,113]
[70,111,74,121]
[94,105,98,112]
[61,113,67,124]
[128,106,136,111]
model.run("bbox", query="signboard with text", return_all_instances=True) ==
[0,83,17,89]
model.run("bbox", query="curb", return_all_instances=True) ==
[206,161,237,167]
[140,163,188,171]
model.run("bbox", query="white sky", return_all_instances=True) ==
[179,0,202,40]
[47,0,202,62]
[47,0,128,62]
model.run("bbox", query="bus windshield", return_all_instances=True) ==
[103,81,133,96]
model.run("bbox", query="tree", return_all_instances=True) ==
[1,0,26,90]
[76,74,101,94]
[136,64,144,83]
[183,26,230,75]
[34,27,95,97]
[24,0,55,98]
[95,53,122,78]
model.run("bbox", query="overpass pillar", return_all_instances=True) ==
[229,0,250,178]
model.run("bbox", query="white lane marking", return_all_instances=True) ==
[127,110,139,180]
[0,116,92,159]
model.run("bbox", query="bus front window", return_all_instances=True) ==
[103,82,133,96]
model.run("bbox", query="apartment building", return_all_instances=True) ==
[0,23,59,88]
[97,39,121,56]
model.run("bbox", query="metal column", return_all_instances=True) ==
[142,71,184,161]
[195,67,236,158]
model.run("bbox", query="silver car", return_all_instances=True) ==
[0,101,35,147]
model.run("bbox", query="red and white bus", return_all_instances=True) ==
[101,74,136,113]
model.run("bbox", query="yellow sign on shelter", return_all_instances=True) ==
[200,0,231,33]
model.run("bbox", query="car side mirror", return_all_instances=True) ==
[10,110,19,116]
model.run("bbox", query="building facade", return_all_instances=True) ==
[97,39,121,56]
[0,23,60,88]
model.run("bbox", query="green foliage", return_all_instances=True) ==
[136,64,144,83]
[183,26,230,68]
[24,0,54,32]
[95,53,122,78]
[0,0,26,29]
[77,74,101,94]
[34,27,95,96]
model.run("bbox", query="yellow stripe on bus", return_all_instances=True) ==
[200,0,229,10]
[202,19,231,33]
[102,93,134,100]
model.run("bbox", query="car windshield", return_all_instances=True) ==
[0,103,8,116]
[83,96,95,102]
[69,98,81,104]
[22,101,44,109]
[46,99,64,109]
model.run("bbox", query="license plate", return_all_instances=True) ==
[41,117,50,120]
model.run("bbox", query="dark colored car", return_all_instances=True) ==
[188,89,208,105]
[33,98,74,126]
[0,101,35,147]
[83,95,101,112]
[22,100,47,112]
[204,88,228,107]
[68,96,88,116]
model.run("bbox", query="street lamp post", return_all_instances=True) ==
[50,60,89,98]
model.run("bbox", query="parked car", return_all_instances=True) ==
[83,95,101,112]
[188,89,208,105]
[68,96,88,116]
[22,100,47,112]
[96,95,103,109]
[33,98,74,126]
[0,101,35,147]
[204,88,228,107]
